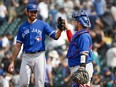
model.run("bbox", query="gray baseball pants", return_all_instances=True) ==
[19,52,46,87]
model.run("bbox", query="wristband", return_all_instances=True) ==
[80,54,87,67]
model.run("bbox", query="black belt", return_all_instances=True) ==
[24,51,42,54]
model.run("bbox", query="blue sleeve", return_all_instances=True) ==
[77,34,90,53]
[16,26,23,44]
[44,23,57,40]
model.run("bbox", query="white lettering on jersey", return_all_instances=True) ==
[32,28,42,35]
[22,29,30,38]
[22,28,42,38]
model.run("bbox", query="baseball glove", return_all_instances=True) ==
[57,17,66,31]
[70,67,89,84]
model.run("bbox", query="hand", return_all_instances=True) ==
[57,17,66,31]
[64,20,70,30]
[8,62,14,74]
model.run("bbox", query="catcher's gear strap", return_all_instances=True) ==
[80,54,87,67]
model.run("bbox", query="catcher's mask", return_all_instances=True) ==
[72,10,91,28]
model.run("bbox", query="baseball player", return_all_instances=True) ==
[65,10,93,87]
[8,4,63,87]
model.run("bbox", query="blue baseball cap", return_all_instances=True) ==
[26,4,38,11]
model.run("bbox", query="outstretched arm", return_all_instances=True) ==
[65,20,73,42]
[55,17,73,41]
[55,27,73,42]
[55,29,63,39]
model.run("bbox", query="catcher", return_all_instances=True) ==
[64,10,93,87]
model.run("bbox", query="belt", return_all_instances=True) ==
[24,51,42,54]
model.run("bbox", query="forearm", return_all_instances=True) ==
[11,44,21,63]
[48,72,53,86]
[80,52,88,67]
[64,19,73,42]
[50,80,53,87]
[55,29,63,39]
[66,29,73,42]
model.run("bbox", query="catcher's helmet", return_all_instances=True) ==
[72,10,91,28]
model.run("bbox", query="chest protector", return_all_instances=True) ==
[67,30,92,59]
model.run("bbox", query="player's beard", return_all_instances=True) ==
[74,20,79,31]
[74,24,79,31]
[28,15,37,22]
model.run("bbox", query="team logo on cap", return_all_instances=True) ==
[33,5,36,8]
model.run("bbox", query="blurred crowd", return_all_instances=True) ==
[0,0,116,87]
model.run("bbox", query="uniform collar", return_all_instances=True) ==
[27,19,37,24]
[72,29,89,41]
[76,29,89,35]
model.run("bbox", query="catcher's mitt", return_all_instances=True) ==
[57,17,66,31]
[70,67,89,84]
